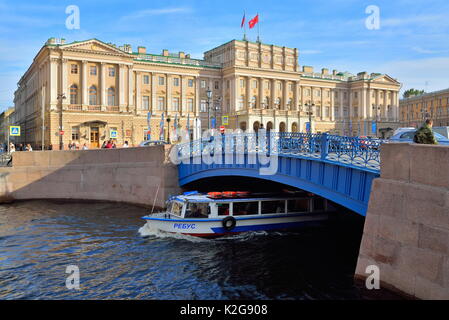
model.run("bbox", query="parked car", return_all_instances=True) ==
[433,126,449,139]
[389,129,449,145]
[139,140,168,147]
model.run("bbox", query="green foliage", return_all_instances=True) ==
[403,88,425,98]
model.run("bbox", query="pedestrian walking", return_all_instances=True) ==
[123,141,129,148]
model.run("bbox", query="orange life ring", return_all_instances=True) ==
[222,191,237,198]
[236,191,251,198]
[207,192,223,199]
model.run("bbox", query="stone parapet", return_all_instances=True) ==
[356,143,449,299]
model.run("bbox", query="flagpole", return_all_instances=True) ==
[257,13,260,43]
[243,11,247,41]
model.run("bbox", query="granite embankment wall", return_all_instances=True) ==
[0,146,181,208]
[356,143,449,299]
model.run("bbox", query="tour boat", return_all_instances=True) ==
[141,191,334,238]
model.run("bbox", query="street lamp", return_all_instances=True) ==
[372,105,381,137]
[57,93,66,150]
[206,88,213,130]
[304,102,314,133]
[166,117,171,143]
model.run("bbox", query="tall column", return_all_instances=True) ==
[128,66,134,108]
[50,58,58,108]
[151,74,156,113]
[348,90,353,120]
[136,71,141,111]
[82,60,88,105]
[270,79,276,109]
[166,74,172,113]
[361,88,367,119]
[119,64,125,109]
[339,89,344,128]
[282,80,288,110]
[246,76,251,110]
[258,78,264,109]
[181,75,187,116]
[61,58,68,108]
[100,63,106,107]
[195,77,201,116]
[368,88,373,119]
[293,81,299,111]
[330,88,335,121]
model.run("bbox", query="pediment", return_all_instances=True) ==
[371,74,400,85]
[60,39,130,56]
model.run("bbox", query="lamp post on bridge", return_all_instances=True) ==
[57,93,66,150]
[373,105,381,138]
[304,102,315,133]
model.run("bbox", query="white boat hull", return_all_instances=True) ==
[142,212,329,238]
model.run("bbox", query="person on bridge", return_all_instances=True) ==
[414,119,438,145]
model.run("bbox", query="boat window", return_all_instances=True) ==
[217,203,230,216]
[313,198,325,212]
[261,200,286,214]
[170,201,183,217]
[287,199,310,213]
[185,202,210,218]
[233,202,258,216]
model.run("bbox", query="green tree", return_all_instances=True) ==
[403,88,425,98]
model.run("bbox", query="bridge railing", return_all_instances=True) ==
[175,132,383,172]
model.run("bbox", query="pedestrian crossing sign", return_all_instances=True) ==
[110,130,118,139]
[222,116,229,126]
[9,126,20,136]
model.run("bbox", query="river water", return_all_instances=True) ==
[0,200,370,300]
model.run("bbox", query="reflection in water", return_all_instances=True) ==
[0,200,366,300]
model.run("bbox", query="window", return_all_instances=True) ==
[89,86,97,105]
[325,106,330,118]
[188,79,194,87]
[185,202,210,218]
[344,92,347,100]
[201,80,206,88]
[305,89,311,96]
[158,77,165,85]
[71,126,80,141]
[108,67,115,77]
[143,75,149,85]
[277,82,282,91]
[70,84,78,104]
[226,80,230,89]
[187,98,194,112]
[200,99,207,112]
[90,66,97,76]
[233,202,259,216]
[240,79,245,88]
[354,92,358,99]
[315,90,321,97]
[71,64,78,74]
[265,81,270,90]
[107,87,115,106]
[289,83,293,91]
[252,80,257,89]
[261,200,285,214]
[217,203,230,216]
[170,201,184,217]
[238,96,244,111]
[172,98,179,111]
[335,91,339,98]
[142,96,150,110]
[157,97,165,111]
[287,199,309,213]
[173,78,180,87]
[214,81,219,90]
[316,106,321,117]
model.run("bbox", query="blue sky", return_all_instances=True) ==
[1,0,449,111]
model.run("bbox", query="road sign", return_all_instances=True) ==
[220,126,225,134]
[9,126,20,136]
[222,116,229,126]
[110,130,118,139]
[59,130,65,136]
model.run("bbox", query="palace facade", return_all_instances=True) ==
[12,37,401,149]
[400,88,449,128]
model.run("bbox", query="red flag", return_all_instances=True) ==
[241,13,246,28]
[249,14,259,29]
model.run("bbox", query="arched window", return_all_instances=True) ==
[108,87,115,106]
[70,85,78,104]
[291,122,298,132]
[279,122,286,132]
[89,86,97,105]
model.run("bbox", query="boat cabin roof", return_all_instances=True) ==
[170,192,311,203]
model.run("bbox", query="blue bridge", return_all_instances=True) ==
[174,132,382,216]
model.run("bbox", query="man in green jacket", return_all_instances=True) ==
[413,119,438,144]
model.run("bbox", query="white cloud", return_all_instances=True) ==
[411,46,447,54]
[300,50,322,55]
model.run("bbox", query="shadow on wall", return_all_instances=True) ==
[0,145,181,209]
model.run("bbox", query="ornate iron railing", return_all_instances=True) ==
[0,152,12,167]
[175,132,383,172]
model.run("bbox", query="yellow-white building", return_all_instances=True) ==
[12,37,401,149]
[400,89,449,128]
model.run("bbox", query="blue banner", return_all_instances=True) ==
[147,112,151,141]
[305,122,311,133]
[371,121,377,134]
[211,117,216,129]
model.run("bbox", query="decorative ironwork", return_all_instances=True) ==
[175,132,383,172]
